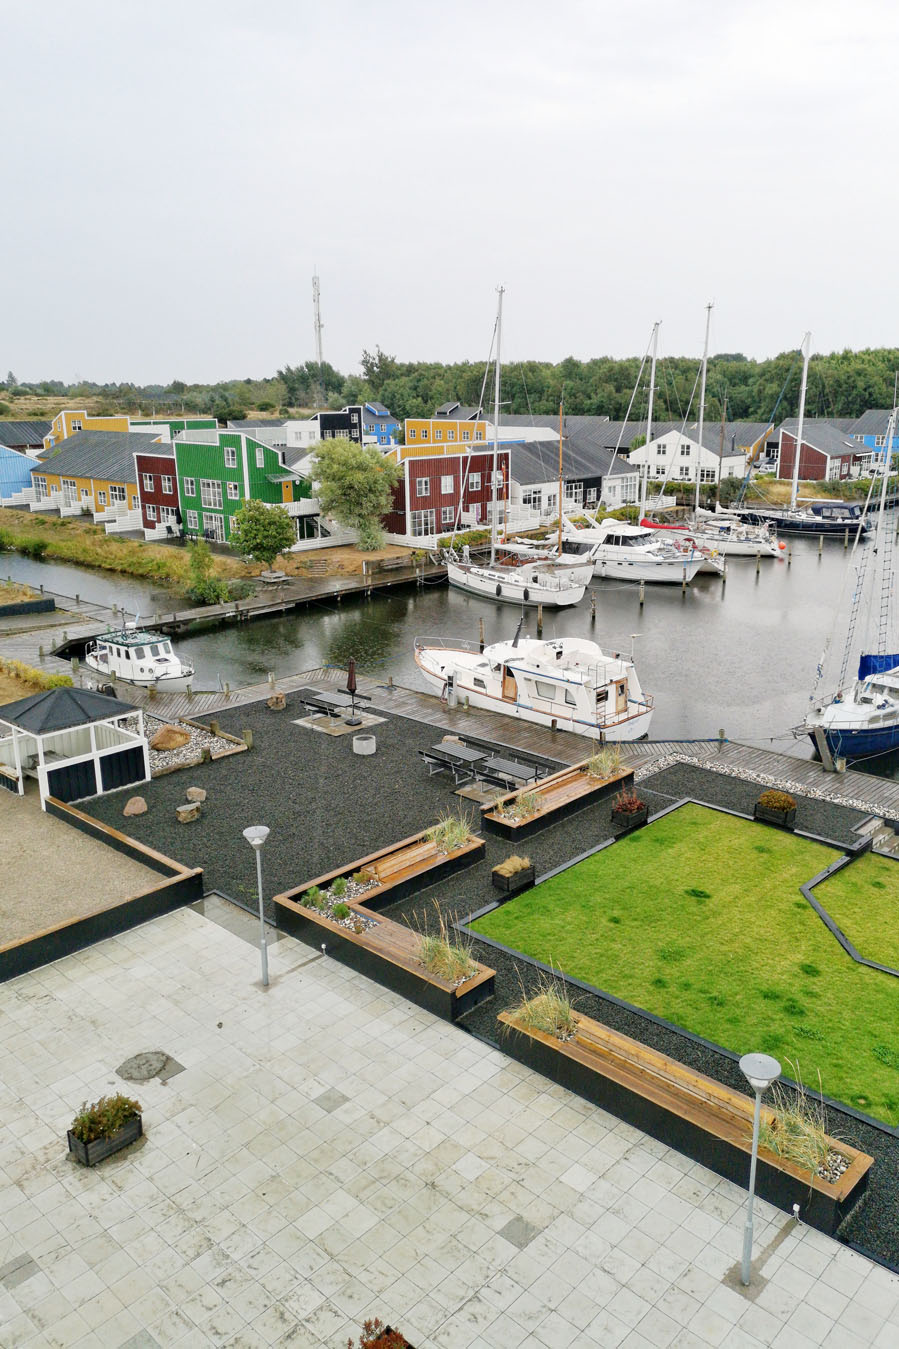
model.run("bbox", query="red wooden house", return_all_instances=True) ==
[384,449,511,541]
[777,421,864,482]
[133,446,181,535]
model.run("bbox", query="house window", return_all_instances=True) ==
[200,479,223,508]
[409,428,417,439]
[227,481,239,499]
[462,430,471,441]
[680,446,690,457]
[34,475,47,498]
[875,435,886,447]
[142,473,154,491]
[700,468,716,482]
[416,477,430,497]
[475,431,483,441]
[183,477,196,496]
[679,466,691,479]
[410,508,436,536]
[440,475,453,494]
[256,447,265,467]
[224,447,237,468]
[130,493,138,509]
[380,423,386,432]
[161,506,177,522]
[656,446,665,456]
[351,413,358,423]
[81,487,90,500]
[420,429,429,440]
[448,430,456,441]
[435,430,443,441]
[586,487,598,504]
[146,504,157,520]
[469,473,481,490]
[202,513,225,541]
[441,506,455,524]
[161,475,173,494]
[72,419,82,431]
[186,510,199,530]
[522,489,541,511]
[97,490,107,505]
[110,484,126,502]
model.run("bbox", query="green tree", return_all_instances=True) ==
[314,438,401,550]
[186,540,229,604]
[228,499,295,567]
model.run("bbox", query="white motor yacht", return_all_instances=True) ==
[559,518,705,584]
[414,631,653,740]
[84,623,195,689]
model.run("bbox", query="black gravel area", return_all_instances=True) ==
[84,709,899,1268]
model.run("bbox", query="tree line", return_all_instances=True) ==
[4,345,899,425]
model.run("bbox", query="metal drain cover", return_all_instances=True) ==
[116,1051,184,1083]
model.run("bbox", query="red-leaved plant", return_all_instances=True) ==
[347,1319,410,1349]
[613,789,646,816]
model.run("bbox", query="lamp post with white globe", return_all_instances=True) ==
[242,825,270,987]
[739,1051,781,1285]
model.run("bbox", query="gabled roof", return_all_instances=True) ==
[36,431,160,483]
[849,409,896,436]
[365,402,394,417]
[0,686,137,733]
[508,432,635,487]
[0,420,52,448]
[433,403,481,420]
[133,442,174,460]
[228,419,287,429]
[780,419,862,458]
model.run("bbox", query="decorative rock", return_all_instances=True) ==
[150,724,191,751]
[176,802,201,824]
[267,692,286,710]
[185,787,207,803]
[123,796,147,817]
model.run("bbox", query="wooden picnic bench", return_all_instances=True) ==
[371,839,439,885]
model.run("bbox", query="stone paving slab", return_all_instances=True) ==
[1,908,898,1348]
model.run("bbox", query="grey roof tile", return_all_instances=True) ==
[36,431,161,482]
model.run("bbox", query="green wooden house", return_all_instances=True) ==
[173,430,314,542]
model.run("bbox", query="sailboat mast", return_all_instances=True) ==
[491,285,504,566]
[558,399,564,555]
[643,322,659,518]
[791,332,811,511]
[694,303,712,512]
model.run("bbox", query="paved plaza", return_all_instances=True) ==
[2,907,899,1348]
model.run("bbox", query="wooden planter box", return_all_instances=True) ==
[612,804,648,831]
[754,803,796,829]
[67,1114,142,1166]
[273,830,494,1022]
[491,865,535,895]
[497,1010,872,1236]
[483,764,634,840]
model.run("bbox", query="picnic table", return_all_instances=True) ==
[296,686,372,720]
[419,741,488,784]
[480,755,541,790]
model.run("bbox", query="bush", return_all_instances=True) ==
[305,885,323,909]
[347,1319,410,1349]
[0,401,10,415]
[18,536,48,559]
[332,902,350,920]
[506,790,541,822]
[587,745,622,779]
[757,789,797,812]
[186,539,229,604]
[494,854,532,877]
[509,984,578,1040]
[613,789,646,815]
[226,578,255,600]
[331,876,348,898]
[0,657,73,691]
[425,812,472,852]
[70,1094,141,1144]
[418,932,477,984]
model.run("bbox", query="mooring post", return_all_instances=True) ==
[268,671,275,687]
[681,566,687,594]
[478,618,485,653]
[639,580,645,606]
[755,552,761,575]
[844,528,849,550]
[590,591,596,622]
[38,644,44,661]
[818,534,824,557]
[536,602,543,635]
[787,544,792,566]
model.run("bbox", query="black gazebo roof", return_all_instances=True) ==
[0,687,137,734]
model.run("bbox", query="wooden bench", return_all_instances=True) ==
[499,1008,874,1234]
[372,839,439,884]
[375,556,411,573]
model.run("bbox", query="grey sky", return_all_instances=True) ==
[4,0,898,384]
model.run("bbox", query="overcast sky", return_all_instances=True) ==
[4,0,898,384]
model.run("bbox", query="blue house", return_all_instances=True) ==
[358,402,399,446]
[0,445,40,501]
[849,410,899,468]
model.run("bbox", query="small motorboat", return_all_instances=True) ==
[84,622,195,689]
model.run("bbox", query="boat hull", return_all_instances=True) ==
[807,722,899,759]
[84,656,193,692]
[593,555,704,584]
[734,509,867,537]
[446,563,585,608]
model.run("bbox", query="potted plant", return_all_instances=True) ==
[492,853,535,894]
[67,1093,142,1167]
[754,789,797,828]
[611,788,648,830]
[347,1318,412,1348]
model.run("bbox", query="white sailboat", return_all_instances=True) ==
[414,628,654,741]
[800,408,899,760]
[446,290,587,609]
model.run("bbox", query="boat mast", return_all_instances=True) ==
[490,285,504,565]
[790,332,811,511]
[694,303,712,512]
[643,321,659,517]
[558,398,564,555]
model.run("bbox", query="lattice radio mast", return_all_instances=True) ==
[312,271,325,408]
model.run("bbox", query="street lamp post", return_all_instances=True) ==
[739,1051,781,1286]
[242,825,270,987]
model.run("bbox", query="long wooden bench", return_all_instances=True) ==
[499,1008,873,1234]
[372,839,439,885]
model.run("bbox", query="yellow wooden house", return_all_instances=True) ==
[34,431,161,512]
[43,410,130,450]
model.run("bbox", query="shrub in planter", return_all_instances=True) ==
[425,811,473,852]
[757,789,797,812]
[305,885,323,909]
[331,876,349,899]
[505,790,541,822]
[493,854,532,878]
[68,1093,142,1166]
[347,1318,411,1349]
[587,745,623,780]
[492,853,535,893]
[507,982,578,1041]
[612,789,647,825]
[332,902,351,920]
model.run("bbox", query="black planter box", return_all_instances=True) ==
[67,1113,142,1166]
[612,805,648,831]
[754,804,796,829]
[498,1018,871,1237]
[491,865,535,894]
[483,769,634,841]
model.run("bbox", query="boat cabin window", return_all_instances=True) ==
[133,647,145,660]
[534,680,559,700]
[473,677,487,690]
[564,688,577,706]
[596,689,608,703]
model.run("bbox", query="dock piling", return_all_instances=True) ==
[818,534,824,556]
[787,545,792,566]
[478,618,485,653]
[681,567,687,594]
[590,592,596,622]
[844,528,849,550]
[536,603,543,635]
[639,580,645,607]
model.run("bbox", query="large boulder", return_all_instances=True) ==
[185,786,207,803]
[150,724,191,751]
[123,796,147,817]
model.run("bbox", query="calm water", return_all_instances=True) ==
[4,536,888,761]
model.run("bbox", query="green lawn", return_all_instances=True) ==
[472,803,899,1124]
[816,852,899,971]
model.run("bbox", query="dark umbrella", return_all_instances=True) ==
[345,657,361,725]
